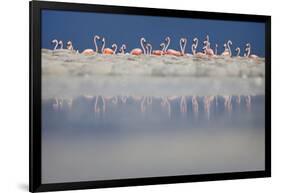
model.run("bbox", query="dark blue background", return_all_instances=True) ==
[42,10,265,56]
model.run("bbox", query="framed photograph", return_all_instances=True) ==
[30,1,271,192]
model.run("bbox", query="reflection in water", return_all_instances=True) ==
[42,94,265,183]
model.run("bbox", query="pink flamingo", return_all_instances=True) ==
[164,37,182,56]
[221,40,232,57]
[244,43,258,58]
[82,35,100,55]
[102,37,118,54]
[203,35,215,56]
[152,43,166,56]
[130,37,146,55]
[181,38,192,57]
[192,38,206,58]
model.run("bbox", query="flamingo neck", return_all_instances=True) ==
[237,48,240,56]
[112,44,117,54]
[140,38,146,54]
[247,45,251,57]
[94,36,99,53]
[59,41,63,49]
[191,44,196,55]
[227,41,232,57]
[165,38,170,52]
[101,39,105,53]
[53,40,58,50]
[194,38,198,50]
[180,39,186,54]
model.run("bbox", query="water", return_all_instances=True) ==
[41,49,265,183]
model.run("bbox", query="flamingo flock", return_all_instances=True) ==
[51,34,260,59]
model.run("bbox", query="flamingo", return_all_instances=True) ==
[244,43,258,58]
[58,40,63,49]
[192,38,206,58]
[221,40,232,57]
[152,43,165,56]
[51,39,59,50]
[66,41,74,50]
[82,35,100,55]
[165,37,182,56]
[119,44,127,54]
[235,47,241,57]
[203,35,215,56]
[130,37,146,55]
[102,37,118,55]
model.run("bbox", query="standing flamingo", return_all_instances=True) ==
[82,35,100,55]
[203,35,215,56]
[130,37,147,55]
[221,40,232,57]
[192,38,206,58]
[244,43,258,58]
[165,37,182,56]
[51,39,59,50]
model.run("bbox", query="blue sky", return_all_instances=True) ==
[42,10,265,56]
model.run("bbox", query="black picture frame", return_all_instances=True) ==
[29,1,271,192]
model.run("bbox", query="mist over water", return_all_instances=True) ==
[41,50,265,183]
